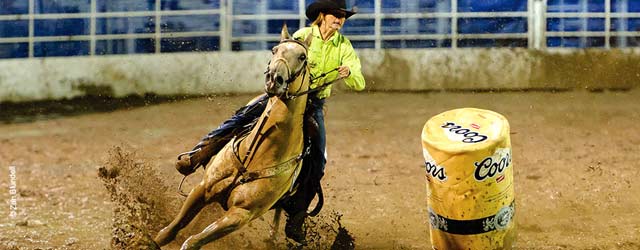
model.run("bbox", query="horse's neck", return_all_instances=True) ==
[256,70,309,138]
[240,78,308,166]
[262,95,306,133]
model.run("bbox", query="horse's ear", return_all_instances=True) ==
[280,23,290,41]
[303,31,313,47]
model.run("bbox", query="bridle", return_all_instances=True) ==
[264,39,344,101]
[264,39,310,100]
[176,39,334,197]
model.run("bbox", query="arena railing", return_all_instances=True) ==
[543,0,640,49]
[0,0,224,57]
[1,0,640,58]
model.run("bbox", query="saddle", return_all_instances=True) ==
[175,103,324,215]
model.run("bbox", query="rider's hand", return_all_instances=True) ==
[337,66,350,79]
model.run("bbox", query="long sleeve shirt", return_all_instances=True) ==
[293,25,366,99]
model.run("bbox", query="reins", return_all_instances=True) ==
[286,68,339,100]
[232,38,311,179]
[177,38,336,200]
[265,38,341,100]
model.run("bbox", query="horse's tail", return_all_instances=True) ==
[307,184,324,217]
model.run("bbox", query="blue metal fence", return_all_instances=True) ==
[1,0,640,59]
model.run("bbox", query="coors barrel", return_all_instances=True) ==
[421,108,516,250]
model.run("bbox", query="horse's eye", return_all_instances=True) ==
[299,54,306,61]
[272,47,277,55]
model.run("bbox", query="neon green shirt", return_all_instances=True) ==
[293,25,366,99]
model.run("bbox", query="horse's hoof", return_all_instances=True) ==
[180,237,201,250]
[285,238,306,250]
[148,240,162,250]
[285,212,307,244]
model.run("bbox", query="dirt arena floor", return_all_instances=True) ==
[1,89,639,250]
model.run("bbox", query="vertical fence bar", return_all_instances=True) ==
[559,0,564,47]
[155,0,161,53]
[374,0,381,49]
[299,0,306,31]
[580,0,587,47]
[228,0,234,51]
[403,1,419,48]
[528,0,534,48]
[533,0,547,49]
[258,1,267,50]
[220,0,229,51]
[90,0,97,56]
[28,0,35,58]
[436,1,448,47]
[605,0,611,49]
[618,0,628,47]
[451,0,458,48]
[224,0,234,51]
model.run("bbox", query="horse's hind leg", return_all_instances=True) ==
[180,207,252,250]
[154,182,207,246]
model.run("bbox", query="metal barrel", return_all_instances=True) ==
[421,108,516,250]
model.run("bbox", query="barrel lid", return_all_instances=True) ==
[422,108,509,154]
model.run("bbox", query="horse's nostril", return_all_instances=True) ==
[275,75,284,85]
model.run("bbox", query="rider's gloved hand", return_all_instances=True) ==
[337,65,350,79]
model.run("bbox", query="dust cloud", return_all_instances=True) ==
[98,146,175,249]
[98,146,355,249]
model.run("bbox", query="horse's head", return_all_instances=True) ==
[264,25,313,98]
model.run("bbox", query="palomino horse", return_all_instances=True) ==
[154,26,313,250]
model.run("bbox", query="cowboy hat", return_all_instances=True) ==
[305,0,357,21]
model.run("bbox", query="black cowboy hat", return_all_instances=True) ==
[306,0,357,21]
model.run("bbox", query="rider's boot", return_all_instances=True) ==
[175,135,229,176]
[285,211,307,244]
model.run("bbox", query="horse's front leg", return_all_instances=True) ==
[155,165,236,246]
[180,206,252,250]
[154,182,207,246]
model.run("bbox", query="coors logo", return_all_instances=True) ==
[474,148,511,181]
[441,122,488,143]
[425,161,447,182]
[423,149,447,182]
